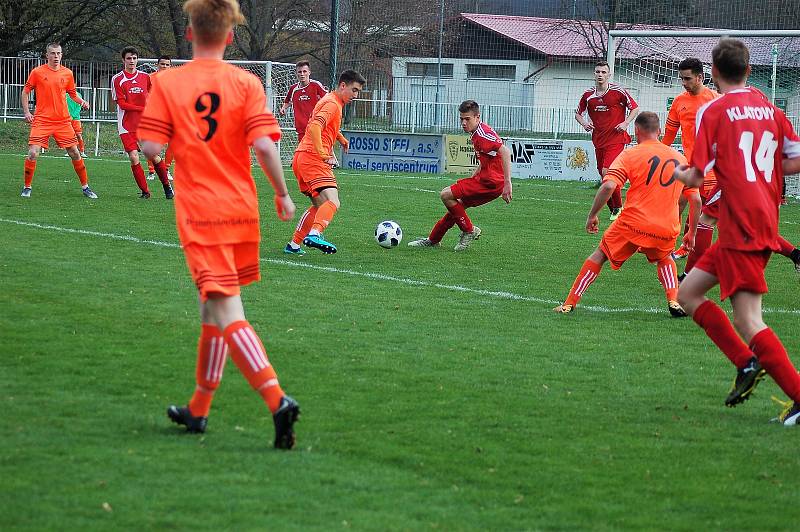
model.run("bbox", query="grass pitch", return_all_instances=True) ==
[2,152,800,530]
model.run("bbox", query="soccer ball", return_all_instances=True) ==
[375,220,402,248]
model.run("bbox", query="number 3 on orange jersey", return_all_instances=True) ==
[195,92,220,141]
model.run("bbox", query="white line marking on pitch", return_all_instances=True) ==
[3,218,798,316]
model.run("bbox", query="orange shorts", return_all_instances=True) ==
[600,220,674,270]
[293,150,337,197]
[71,119,82,134]
[29,119,78,148]
[183,241,261,302]
[693,243,771,301]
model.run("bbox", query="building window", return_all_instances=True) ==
[466,64,516,80]
[406,62,453,78]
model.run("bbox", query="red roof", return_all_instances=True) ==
[460,13,800,66]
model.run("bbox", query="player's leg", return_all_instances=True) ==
[164,145,174,179]
[409,213,453,247]
[303,186,339,253]
[144,150,174,198]
[122,134,150,197]
[554,247,609,313]
[730,290,800,423]
[649,251,684,317]
[56,123,96,198]
[681,190,720,277]
[600,144,624,219]
[21,141,42,197]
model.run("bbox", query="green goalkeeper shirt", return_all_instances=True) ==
[66,90,83,120]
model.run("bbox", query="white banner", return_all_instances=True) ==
[506,139,598,181]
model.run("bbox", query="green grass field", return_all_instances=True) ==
[2,152,800,530]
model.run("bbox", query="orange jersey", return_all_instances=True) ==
[137,58,281,246]
[604,139,697,240]
[23,64,78,122]
[296,92,344,155]
[663,87,719,161]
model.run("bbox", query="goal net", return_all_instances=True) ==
[607,30,800,197]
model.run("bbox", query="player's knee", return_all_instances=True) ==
[440,187,453,202]
[128,152,139,165]
[27,148,39,160]
[732,314,765,340]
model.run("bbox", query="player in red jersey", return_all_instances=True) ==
[279,61,328,142]
[139,0,300,449]
[576,61,639,220]
[20,42,97,199]
[147,55,174,181]
[112,46,173,199]
[407,99,512,251]
[674,39,800,424]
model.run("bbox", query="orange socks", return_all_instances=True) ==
[293,206,318,245]
[656,257,679,301]
[147,159,155,174]
[24,159,36,187]
[188,324,227,417]
[310,200,337,234]
[223,321,284,413]
[71,158,89,187]
[564,259,602,307]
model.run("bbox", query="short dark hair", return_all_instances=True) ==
[121,46,139,59]
[678,57,704,76]
[338,69,366,86]
[458,100,480,114]
[45,42,61,52]
[595,61,610,70]
[634,111,660,133]
[158,55,172,62]
[296,60,310,69]
[712,38,750,83]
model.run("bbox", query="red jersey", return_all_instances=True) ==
[23,64,78,122]
[112,69,151,134]
[692,87,800,251]
[137,59,282,246]
[284,80,327,135]
[576,84,638,148]
[471,122,504,182]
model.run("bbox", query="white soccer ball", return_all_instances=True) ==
[375,220,403,248]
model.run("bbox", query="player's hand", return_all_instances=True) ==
[583,123,594,132]
[24,112,34,124]
[325,155,339,168]
[80,100,90,110]
[614,121,628,132]
[279,107,286,116]
[586,215,599,234]
[682,232,696,253]
[274,194,296,221]
[501,182,513,204]
[339,137,349,153]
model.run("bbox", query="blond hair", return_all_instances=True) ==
[183,0,245,44]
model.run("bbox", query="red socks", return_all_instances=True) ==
[223,321,284,413]
[750,328,800,403]
[154,159,170,186]
[429,213,457,243]
[564,259,602,307]
[692,300,752,368]
[188,324,227,417]
[132,164,149,193]
[685,223,714,273]
[656,257,679,302]
[446,202,473,232]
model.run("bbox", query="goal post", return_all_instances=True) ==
[606,29,800,196]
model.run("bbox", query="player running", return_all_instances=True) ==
[139,0,301,449]
[279,61,328,143]
[20,42,97,199]
[112,46,174,199]
[674,39,800,424]
[283,69,365,255]
[575,61,640,220]
[554,112,701,316]
[407,99,512,251]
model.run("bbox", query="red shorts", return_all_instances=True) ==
[71,119,82,134]
[595,144,625,174]
[702,184,721,219]
[293,150,337,198]
[450,174,503,208]
[183,242,261,302]
[120,132,140,153]
[693,243,771,301]
[28,119,78,148]
[600,220,674,270]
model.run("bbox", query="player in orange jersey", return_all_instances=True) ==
[146,55,174,182]
[139,0,300,449]
[284,69,365,255]
[20,43,97,199]
[554,112,701,316]
[662,58,719,263]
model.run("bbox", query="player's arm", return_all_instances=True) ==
[784,157,800,175]
[113,82,144,112]
[682,189,702,252]
[616,106,640,132]
[661,102,680,146]
[20,89,34,123]
[498,144,512,203]
[574,94,593,131]
[66,77,89,109]
[336,132,349,153]
[253,136,295,221]
[279,88,291,115]
[587,180,617,233]
[673,165,703,189]
[141,140,163,160]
